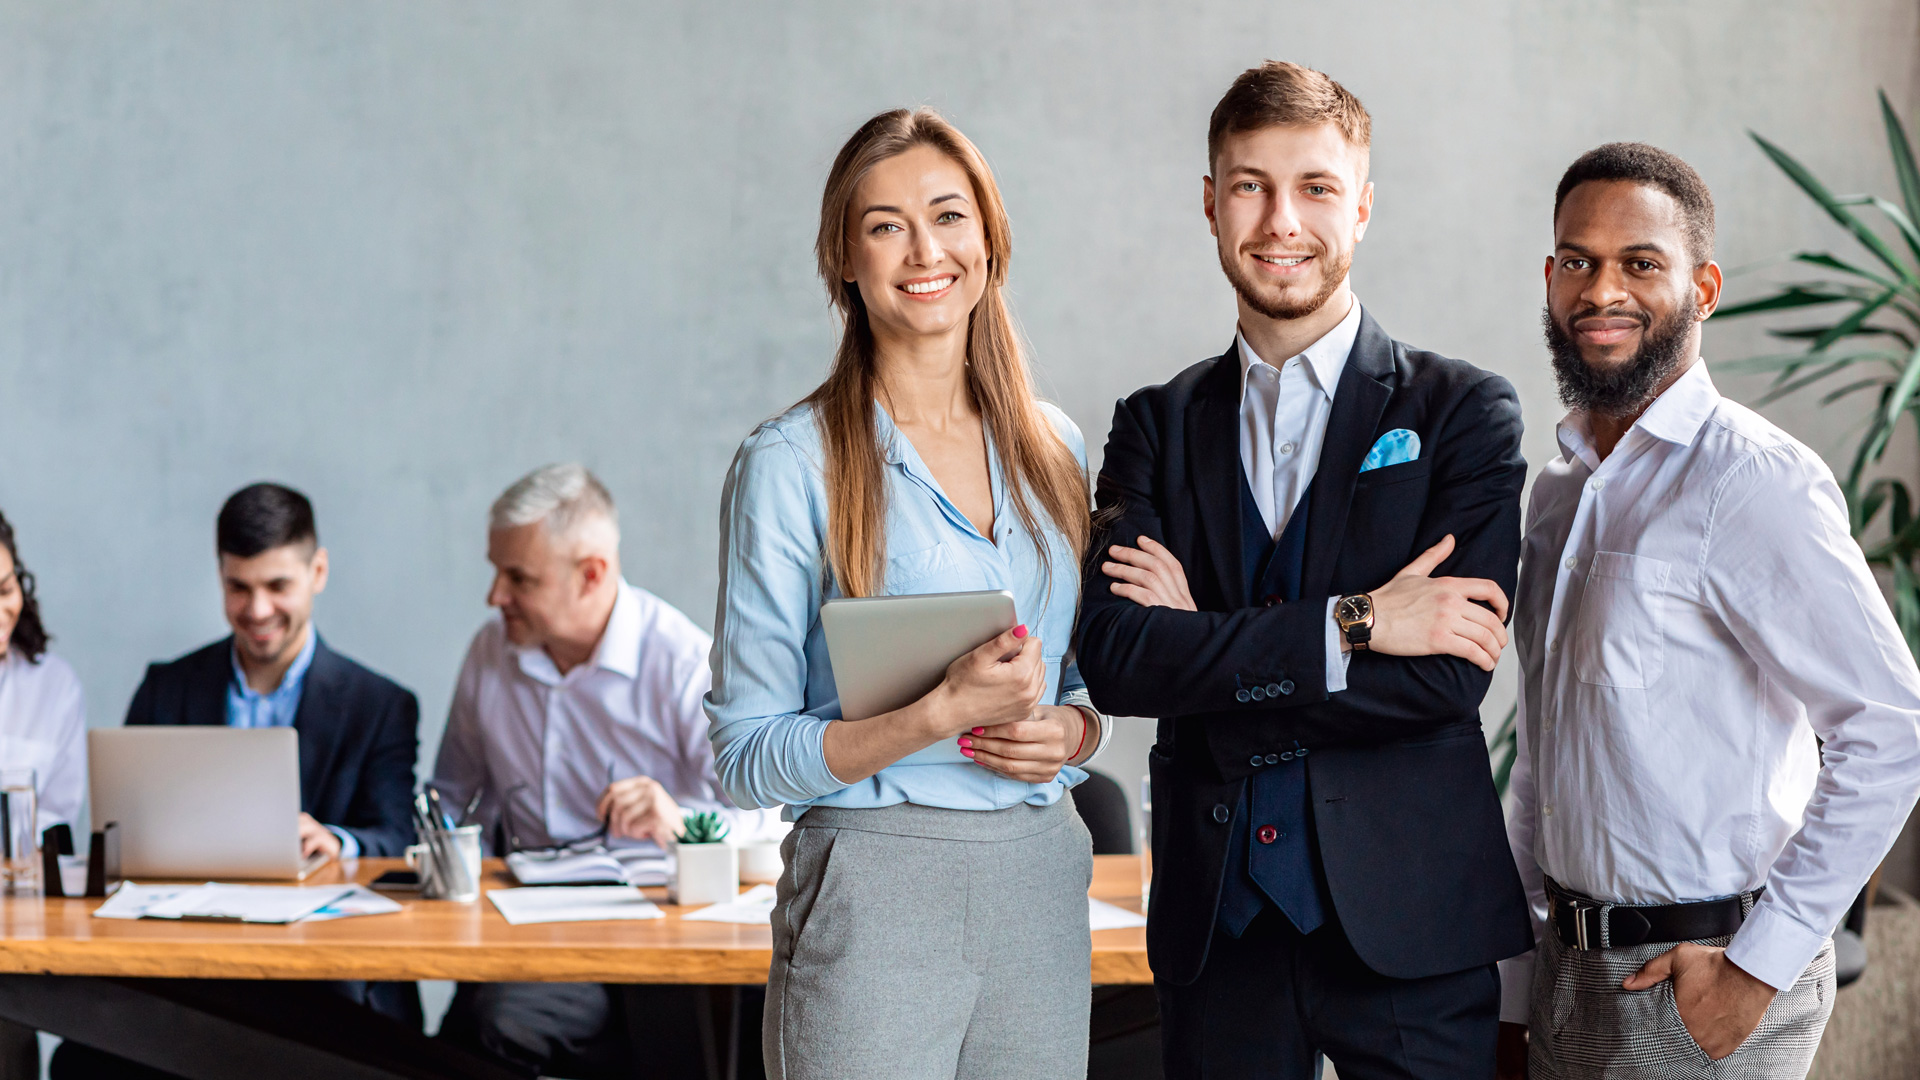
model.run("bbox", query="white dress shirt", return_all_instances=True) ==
[1501,361,1920,1015]
[0,648,87,832]
[434,580,771,854]
[1237,296,1363,692]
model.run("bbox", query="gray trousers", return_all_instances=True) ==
[765,799,1093,1080]
[1528,931,1835,1079]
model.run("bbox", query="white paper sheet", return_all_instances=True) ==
[505,849,673,887]
[303,884,405,921]
[141,884,355,923]
[487,886,664,925]
[91,882,201,920]
[1088,897,1148,931]
[682,884,779,924]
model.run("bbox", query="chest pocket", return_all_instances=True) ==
[1571,551,1670,689]
[882,543,956,594]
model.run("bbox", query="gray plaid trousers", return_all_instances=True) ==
[1528,931,1835,1079]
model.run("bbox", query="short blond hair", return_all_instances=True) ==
[1208,60,1371,173]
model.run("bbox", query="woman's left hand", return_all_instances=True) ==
[959,705,1084,783]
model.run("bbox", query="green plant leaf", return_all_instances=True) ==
[1753,131,1920,289]
[1794,252,1905,293]
[1882,90,1920,259]
[1819,376,1892,406]
[1714,285,1855,319]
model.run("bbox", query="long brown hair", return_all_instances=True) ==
[807,108,1089,598]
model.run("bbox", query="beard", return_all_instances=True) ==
[1544,299,1697,417]
[1219,239,1352,321]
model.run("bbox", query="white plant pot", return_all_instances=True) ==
[670,841,738,906]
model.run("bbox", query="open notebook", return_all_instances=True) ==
[505,847,670,887]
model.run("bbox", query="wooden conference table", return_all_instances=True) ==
[0,854,1152,1080]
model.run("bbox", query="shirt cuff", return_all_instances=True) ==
[1497,951,1535,1024]
[1059,689,1112,766]
[327,825,361,861]
[1324,597,1353,693]
[1723,898,1831,991]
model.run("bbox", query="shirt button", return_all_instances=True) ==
[1257,825,1279,845]
[1543,805,1554,817]
[1280,442,1296,456]
[1264,754,1279,765]
[1547,640,1557,652]
[1235,689,1252,703]
[1212,804,1231,824]
[1590,478,1606,492]
[1563,556,1578,570]
[1279,680,1295,695]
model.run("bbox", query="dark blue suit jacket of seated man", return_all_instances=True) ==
[1076,311,1534,992]
[124,634,419,858]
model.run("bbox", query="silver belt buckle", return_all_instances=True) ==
[1562,894,1614,950]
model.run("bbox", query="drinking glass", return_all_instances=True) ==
[1137,774,1152,912]
[0,768,38,895]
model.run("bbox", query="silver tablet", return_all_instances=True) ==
[822,590,1017,766]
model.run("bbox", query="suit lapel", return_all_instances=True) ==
[1187,342,1249,608]
[186,639,234,727]
[294,638,343,811]
[1301,312,1396,600]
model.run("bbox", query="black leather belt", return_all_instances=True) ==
[1546,877,1761,951]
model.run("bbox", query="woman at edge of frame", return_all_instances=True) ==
[703,107,1108,1080]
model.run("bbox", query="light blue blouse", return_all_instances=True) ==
[705,400,1090,816]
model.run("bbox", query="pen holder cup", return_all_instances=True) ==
[407,824,483,902]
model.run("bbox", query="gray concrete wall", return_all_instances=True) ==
[3,2,1918,856]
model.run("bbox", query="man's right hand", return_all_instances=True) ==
[1363,535,1510,671]
[1496,1022,1529,1079]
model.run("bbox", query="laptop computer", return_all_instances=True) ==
[89,727,329,880]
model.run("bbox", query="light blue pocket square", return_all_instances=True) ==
[1360,429,1421,472]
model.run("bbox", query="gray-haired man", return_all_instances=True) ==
[433,464,770,1077]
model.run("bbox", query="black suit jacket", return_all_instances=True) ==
[125,635,419,857]
[1077,311,1533,984]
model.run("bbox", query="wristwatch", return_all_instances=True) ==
[1335,593,1375,651]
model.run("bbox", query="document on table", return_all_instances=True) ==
[304,885,405,921]
[1088,897,1148,931]
[93,883,354,923]
[682,884,779,924]
[487,886,664,926]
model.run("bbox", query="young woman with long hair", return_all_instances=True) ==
[705,108,1108,1079]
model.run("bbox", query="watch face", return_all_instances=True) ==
[1338,595,1372,623]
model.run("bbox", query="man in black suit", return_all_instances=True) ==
[52,483,423,1080]
[1076,62,1532,1078]
[123,483,417,861]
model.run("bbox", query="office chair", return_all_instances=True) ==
[1069,768,1134,856]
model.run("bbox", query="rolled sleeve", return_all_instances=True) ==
[705,427,853,809]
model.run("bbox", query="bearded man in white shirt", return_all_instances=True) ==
[433,463,766,1079]
[1497,143,1920,1079]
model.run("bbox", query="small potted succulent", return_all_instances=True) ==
[668,810,737,906]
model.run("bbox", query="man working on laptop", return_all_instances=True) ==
[51,483,423,1080]
[432,463,766,1079]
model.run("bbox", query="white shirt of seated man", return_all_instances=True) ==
[433,464,775,856]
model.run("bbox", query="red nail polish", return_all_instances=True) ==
[1013,624,1028,638]
[961,748,975,757]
